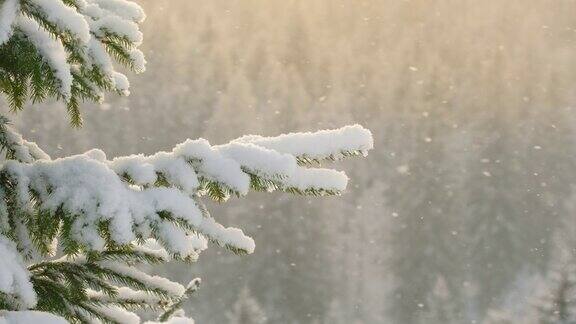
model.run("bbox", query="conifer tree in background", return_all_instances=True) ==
[530,259,576,324]
[418,276,460,324]
[482,232,576,324]
[0,1,373,323]
[386,110,466,323]
[226,287,267,324]
[532,239,576,324]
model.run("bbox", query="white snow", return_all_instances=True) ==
[173,139,251,195]
[90,305,140,324]
[89,15,143,45]
[187,278,201,290]
[0,236,37,309]
[156,222,207,259]
[4,152,255,256]
[112,71,130,95]
[5,125,50,162]
[233,124,374,161]
[16,16,73,99]
[111,151,201,193]
[147,152,200,193]
[20,138,51,161]
[216,142,297,179]
[101,262,185,297]
[87,37,113,72]
[134,238,171,261]
[129,48,147,72]
[88,286,163,305]
[87,37,131,93]
[109,153,156,185]
[147,187,254,253]
[28,0,91,44]
[91,0,146,23]
[0,0,19,46]
[285,167,349,193]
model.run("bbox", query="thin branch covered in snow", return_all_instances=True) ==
[0,116,49,163]
[233,124,374,164]
[24,0,90,43]
[110,126,372,201]
[156,278,201,323]
[16,15,73,99]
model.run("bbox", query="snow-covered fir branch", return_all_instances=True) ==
[0,0,146,126]
[0,122,372,323]
[0,0,373,322]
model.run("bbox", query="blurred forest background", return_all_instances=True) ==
[5,0,576,322]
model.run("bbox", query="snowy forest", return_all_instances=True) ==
[3,0,576,323]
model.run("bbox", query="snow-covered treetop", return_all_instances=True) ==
[0,0,146,126]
